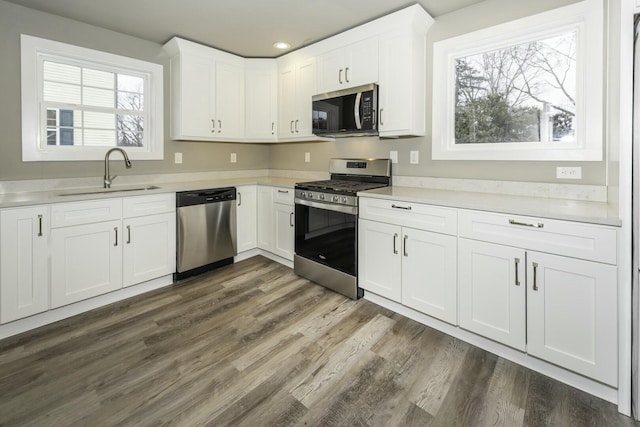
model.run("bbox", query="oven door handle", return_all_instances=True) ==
[294,198,358,215]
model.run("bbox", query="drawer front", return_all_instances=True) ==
[458,210,617,264]
[51,199,122,228]
[359,197,457,235]
[273,187,294,205]
[123,193,176,218]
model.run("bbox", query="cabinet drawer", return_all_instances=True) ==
[51,199,122,228]
[123,193,176,218]
[273,187,294,205]
[359,197,457,235]
[458,210,616,264]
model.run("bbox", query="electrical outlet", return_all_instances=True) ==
[556,166,582,179]
[389,151,398,164]
[410,150,419,164]
[230,153,237,163]
[305,152,311,163]
[174,152,183,164]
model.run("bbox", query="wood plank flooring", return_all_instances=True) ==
[0,256,636,426]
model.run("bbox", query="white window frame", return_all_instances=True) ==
[21,34,164,161]
[431,0,603,161]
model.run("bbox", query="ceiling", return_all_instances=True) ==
[4,0,485,57]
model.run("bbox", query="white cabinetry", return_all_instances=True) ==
[457,210,618,386]
[245,60,278,140]
[164,37,245,141]
[359,197,458,324]
[256,186,295,261]
[278,57,316,139]
[317,37,378,93]
[0,206,50,323]
[122,195,176,288]
[378,27,428,137]
[236,185,258,253]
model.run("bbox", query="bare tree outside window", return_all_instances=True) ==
[454,31,577,144]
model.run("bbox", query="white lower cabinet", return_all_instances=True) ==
[51,220,122,308]
[0,206,50,323]
[257,186,274,252]
[236,185,258,253]
[458,238,526,351]
[273,202,294,260]
[256,186,294,261]
[358,213,457,324]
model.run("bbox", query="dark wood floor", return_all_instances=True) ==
[0,256,636,426]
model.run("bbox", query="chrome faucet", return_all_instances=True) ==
[104,148,132,188]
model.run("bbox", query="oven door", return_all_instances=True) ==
[294,200,357,276]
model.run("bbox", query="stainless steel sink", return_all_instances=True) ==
[58,185,160,196]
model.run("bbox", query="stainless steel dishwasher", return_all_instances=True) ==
[175,187,237,280]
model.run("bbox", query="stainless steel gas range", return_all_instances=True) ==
[293,158,392,299]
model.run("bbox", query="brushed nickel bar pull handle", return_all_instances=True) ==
[127,225,131,244]
[271,122,275,135]
[218,120,222,133]
[339,68,343,84]
[238,192,242,207]
[345,67,349,83]
[37,214,43,237]
[380,108,384,126]
[532,262,539,291]
[278,189,289,194]
[393,233,398,254]
[114,227,118,247]
[290,212,294,227]
[392,204,412,210]
[403,235,408,257]
[514,257,520,286]
[295,119,299,133]
[211,119,215,133]
[509,219,544,228]
[290,120,294,133]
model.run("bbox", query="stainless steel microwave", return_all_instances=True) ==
[312,83,378,137]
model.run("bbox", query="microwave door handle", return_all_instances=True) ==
[354,92,362,130]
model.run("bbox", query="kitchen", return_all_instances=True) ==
[0,0,636,425]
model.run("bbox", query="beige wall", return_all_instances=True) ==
[0,1,269,182]
[270,0,607,185]
[1,0,607,186]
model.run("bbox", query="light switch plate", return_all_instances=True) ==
[230,153,237,163]
[556,166,581,179]
[389,151,398,164]
[305,152,311,163]
[174,152,183,164]
[410,150,419,164]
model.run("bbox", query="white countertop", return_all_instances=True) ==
[0,176,299,209]
[359,186,621,227]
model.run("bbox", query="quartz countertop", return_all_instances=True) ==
[0,176,300,209]
[359,186,621,227]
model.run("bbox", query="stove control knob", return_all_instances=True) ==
[332,195,339,202]
[341,196,348,204]
[300,191,306,198]
[308,192,313,199]
[319,194,325,200]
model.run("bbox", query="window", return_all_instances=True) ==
[431,0,603,161]
[21,35,164,161]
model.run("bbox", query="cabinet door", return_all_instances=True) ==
[273,203,294,261]
[176,51,215,139]
[0,207,50,323]
[294,57,317,137]
[345,37,379,89]
[245,62,277,140]
[257,186,274,251]
[402,227,457,325]
[215,59,244,138]
[527,252,617,386]
[278,63,296,138]
[318,48,345,93]
[358,219,402,302]
[378,30,424,137]
[458,238,526,350]
[51,220,122,308]
[236,185,258,253]
[123,213,176,288]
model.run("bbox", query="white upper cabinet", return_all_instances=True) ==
[164,37,245,141]
[317,37,378,93]
[245,60,278,141]
[278,57,317,139]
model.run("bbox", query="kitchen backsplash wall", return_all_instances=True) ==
[0,0,270,182]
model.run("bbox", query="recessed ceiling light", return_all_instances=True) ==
[273,42,291,50]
